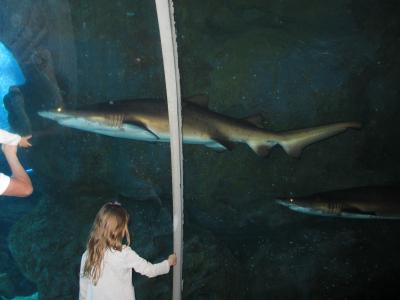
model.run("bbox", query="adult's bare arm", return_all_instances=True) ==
[2,144,33,197]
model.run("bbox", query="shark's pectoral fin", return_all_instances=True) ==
[342,207,377,216]
[214,138,235,151]
[205,138,235,152]
[124,121,160,140]
[205,143,227,152]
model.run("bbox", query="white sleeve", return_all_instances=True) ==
[0,129,21,145]
[79,253,89,300]
[124,247,170,278]
[0,173,11,195]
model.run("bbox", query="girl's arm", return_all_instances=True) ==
[124,247,170,278]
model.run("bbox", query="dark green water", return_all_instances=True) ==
[1,0,400,299]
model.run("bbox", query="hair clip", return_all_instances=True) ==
[110,201,121,206]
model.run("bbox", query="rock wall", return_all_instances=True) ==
[3,0,400,299]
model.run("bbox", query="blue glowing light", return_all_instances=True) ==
[0,41,25,129]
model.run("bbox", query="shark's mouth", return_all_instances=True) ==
[276,199,326,216]
[38,110,71,121]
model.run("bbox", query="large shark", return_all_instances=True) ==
[38,96,360,157]
[276,186,400,219]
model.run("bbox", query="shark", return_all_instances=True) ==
[276,186,400,219]
[38,95,361,157]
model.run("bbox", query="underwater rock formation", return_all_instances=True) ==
[4,0,400,299]
[3,87,32,136]
[0,0,77,104]
[0,273,16,299]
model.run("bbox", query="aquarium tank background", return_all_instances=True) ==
[1,0,400,299]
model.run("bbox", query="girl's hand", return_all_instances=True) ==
[168,254,177,267]
[19,135,32,148]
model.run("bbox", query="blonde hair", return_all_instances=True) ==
[83,202,130,284]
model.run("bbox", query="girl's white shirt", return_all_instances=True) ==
[79,246,170,300]
[0,129,21,194]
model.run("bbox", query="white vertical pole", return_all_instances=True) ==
[154,1,183,300]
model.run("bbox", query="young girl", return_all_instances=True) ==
[79,202,177,300]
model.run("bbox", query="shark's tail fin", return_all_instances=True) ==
[276,122,361,157]
[248,121,361,157]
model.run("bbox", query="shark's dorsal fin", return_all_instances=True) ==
[184,95,209,108]
[243,114,265,128]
